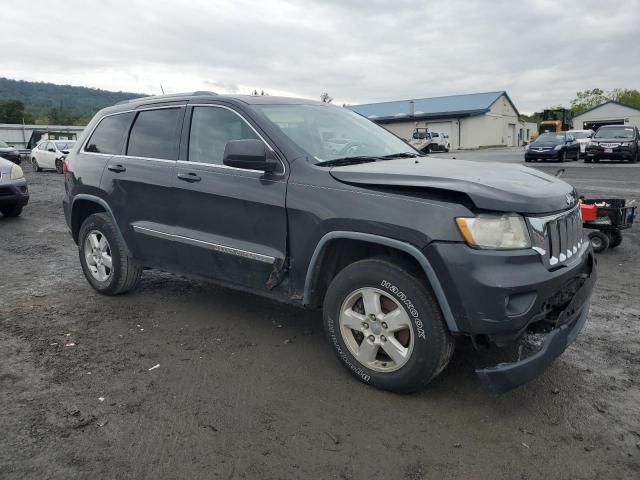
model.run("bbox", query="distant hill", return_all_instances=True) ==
[0,77,146,125]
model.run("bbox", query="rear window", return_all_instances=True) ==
[127,108,181,160]
[85,113,134,154]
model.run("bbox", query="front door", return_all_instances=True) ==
[172,104,288,293]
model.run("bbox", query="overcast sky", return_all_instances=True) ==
[3,0,639,113]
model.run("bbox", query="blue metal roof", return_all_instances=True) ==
[348,91,516,121]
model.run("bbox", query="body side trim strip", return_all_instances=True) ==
[302,231,459,332]
[132,225,276,264]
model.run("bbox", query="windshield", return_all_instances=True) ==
[0,140,9,148]
[534,133,565,144]
[538,122,558,134]
[595,127,635,139]
[570,132,591,139]
[54,141,76,150]
[257,104,416,162]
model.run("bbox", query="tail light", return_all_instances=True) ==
[62,157,69,177]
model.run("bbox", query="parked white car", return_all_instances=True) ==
[566,129,595,158]
[31,140,76,173]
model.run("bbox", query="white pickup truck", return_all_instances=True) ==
[408,128,450,153]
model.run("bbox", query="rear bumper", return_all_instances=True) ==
[0,179,29,207]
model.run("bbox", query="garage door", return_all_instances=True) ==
[581,119,624,130]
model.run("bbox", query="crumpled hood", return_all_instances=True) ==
[329,158,577,214]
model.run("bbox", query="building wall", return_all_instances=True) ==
[377,94,524,150]
[572,103,640,130]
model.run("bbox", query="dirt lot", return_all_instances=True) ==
[1,159,639,480]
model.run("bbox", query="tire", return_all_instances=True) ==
[588,230,610,253]
[32,158,42,172]
[78,213,142,295]
[322,258,454,393]
[575,149,581,161]
[55,159,64,174]
[524,158,531,163]
[0,205,23,217]
[606,229,623,248]
[558,151,566,163]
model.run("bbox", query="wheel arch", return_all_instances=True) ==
[71,195,132,256]
[303,231,459,332]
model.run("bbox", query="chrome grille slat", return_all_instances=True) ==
[528,205,583,269]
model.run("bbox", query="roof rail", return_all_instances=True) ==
[115,91,218,105]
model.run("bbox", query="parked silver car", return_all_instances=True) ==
[0,156,29,217]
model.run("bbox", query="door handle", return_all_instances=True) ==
[177,172,201,183]
[107,164,126,173]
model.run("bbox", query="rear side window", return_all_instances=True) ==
[127,108,181,160]
[85,112,134,154]
[188,106,260,165]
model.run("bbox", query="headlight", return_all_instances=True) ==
[587,141,597,147]
[621,141,631,147]
[524,144,530,151]
[456,214,531,249]
[9,164,24,180]
[553,144,563,151]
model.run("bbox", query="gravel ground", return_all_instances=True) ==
[1,156,639,480]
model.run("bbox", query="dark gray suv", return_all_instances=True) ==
[63,93,596,393]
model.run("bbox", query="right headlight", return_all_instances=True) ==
[456,214,531,250]
[9,164,24,180]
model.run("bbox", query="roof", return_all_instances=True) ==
[115,92,323,107]
[572,100,640,118]
[347,91,518,122]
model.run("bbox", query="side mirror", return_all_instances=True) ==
[223,139,278,173]
[48,147,56,152]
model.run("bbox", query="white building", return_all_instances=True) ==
[572,101,640,131]
[0,123,85,150]
[348,91,535,150]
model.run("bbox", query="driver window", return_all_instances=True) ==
[189,107,260,165]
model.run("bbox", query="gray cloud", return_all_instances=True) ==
[2,0,639,112]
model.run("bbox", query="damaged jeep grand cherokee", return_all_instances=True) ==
[63,93,596,393]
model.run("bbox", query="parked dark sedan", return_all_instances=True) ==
[585,125,639,164]
[0,140,21,165]
[524,132,580,163]
[0,156,29,217]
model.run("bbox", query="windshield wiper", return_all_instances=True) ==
[316,156,382,167]
[380,152,424,159]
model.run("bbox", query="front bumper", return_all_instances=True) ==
[424,240,596,392]
[585,148,635,161]
[0,178,29,207]
[524,150,561,160]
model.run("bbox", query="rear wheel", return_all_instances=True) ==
[323,258,454,393]
[78,213,142,295]
[32,158,42,172]
[55,159,64,174]
[0,205,23,217]
[588,230,609,253]
[606,229,623,248]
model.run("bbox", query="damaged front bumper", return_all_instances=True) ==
[476,263,595,393]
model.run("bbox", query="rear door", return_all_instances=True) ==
[100,105,185,269]
[172,103,288,292]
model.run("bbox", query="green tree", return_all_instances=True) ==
[570,88,640,115]
[0,100,33,123]
[320,92,333,103]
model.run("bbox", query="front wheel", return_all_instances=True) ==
[323,258,454,393]
[32,158,42,172]
[78,213,142,295]
[0,205,23,217]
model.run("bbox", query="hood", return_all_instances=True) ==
[0,146,18,153]
[591,137,634,143]
[329,158,577,214]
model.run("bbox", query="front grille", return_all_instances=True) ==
[0,187,13,197]
[528,205,584,269]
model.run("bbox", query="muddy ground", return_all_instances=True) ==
[1,157,639,480]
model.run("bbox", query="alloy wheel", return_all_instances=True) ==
[83,230,113,282]
[339,287,414,373]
